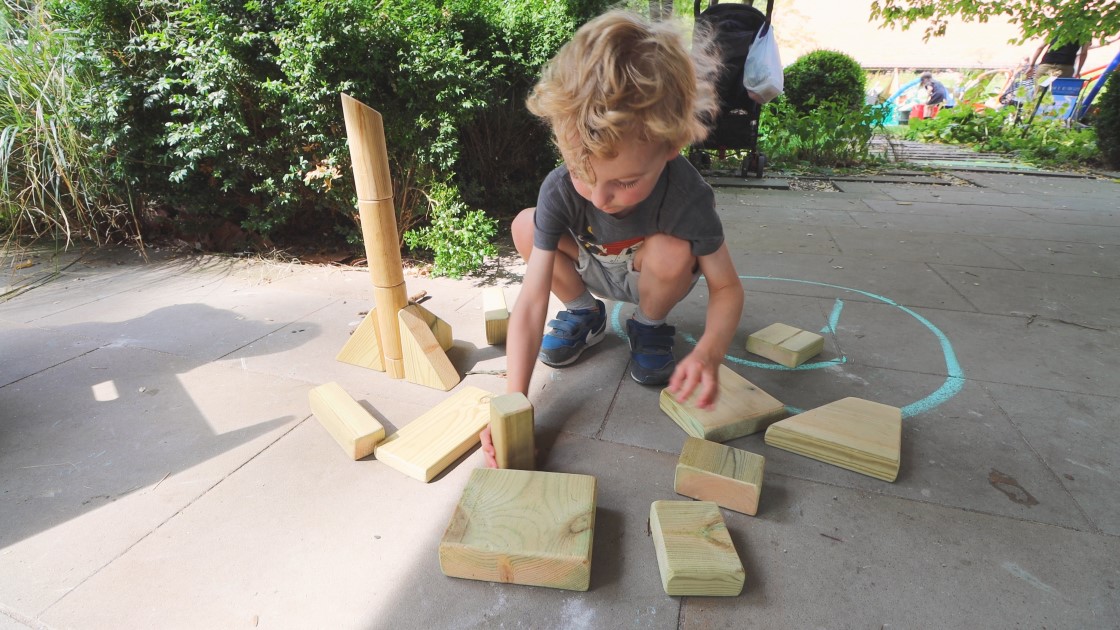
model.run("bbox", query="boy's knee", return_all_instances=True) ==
[511,208,536,259]
[640,233,694,278]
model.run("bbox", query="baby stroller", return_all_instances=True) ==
[689,0,776,178]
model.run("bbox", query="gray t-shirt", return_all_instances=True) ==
[533,155,724,263]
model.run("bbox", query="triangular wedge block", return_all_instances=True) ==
[336,309,384,371]
[398,304,459,391]
[764,397,901,482]
[660,364,786,442]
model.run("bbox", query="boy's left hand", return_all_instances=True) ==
[667,347,721,410]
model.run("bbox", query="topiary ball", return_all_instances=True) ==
[782,49,866,113]
[1096,73,1120,169]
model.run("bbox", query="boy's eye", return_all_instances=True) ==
[617,180,639,189]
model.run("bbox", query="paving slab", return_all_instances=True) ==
[825,224,1020,268]
[713,202,863,229]
[980,236,1120,278]
[850,207,1120,244]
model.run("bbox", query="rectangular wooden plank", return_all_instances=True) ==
[440,468,596,591]
[483,287,509,346]
[375,386,492,481]
[308,382,385,460]
[660,364,786,442]
[649,500,744,596]
[490,392,534,470]
[675,437,765,516]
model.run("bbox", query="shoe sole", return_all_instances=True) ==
[539,323,607,368]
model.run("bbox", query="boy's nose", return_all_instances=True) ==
[591,187,612,209]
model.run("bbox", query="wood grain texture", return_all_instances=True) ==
[482,287,509,345]
[649,500,744,596]
[308,382,385,460]
[764,397,902,482]
[335,309,384,371]
[659,364,786,442]
[490,393,534,470]
[398,304,460,391]
[407,302,453,351]
[675,437,765,516]
[439,468,596,591]
[746,323,824,368]
[375,386,492,481]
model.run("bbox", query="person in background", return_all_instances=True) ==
[1028,37,1090,81]
[920,72,949,106]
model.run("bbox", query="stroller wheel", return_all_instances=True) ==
[754,154,767,178]
[689,148,712,170]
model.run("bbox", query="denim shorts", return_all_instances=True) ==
[575,247,700,305]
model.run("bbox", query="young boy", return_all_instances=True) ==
[482,11,744,466]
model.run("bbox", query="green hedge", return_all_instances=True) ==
[782,49,866,113]
[1096,73,1120,169]
[52,0,610,271]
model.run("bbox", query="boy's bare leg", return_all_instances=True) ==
[633,233,697,320]
[512,207,585,301]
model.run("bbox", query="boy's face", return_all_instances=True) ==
[567,138,679,216]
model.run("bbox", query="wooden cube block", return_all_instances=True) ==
[440,468,597,591]
[483,287,509,345]
[660,364,786,442]
[675,437,765,516]
[764,397,901,482]
[375,386,492,482]
[746,323,824,368]
[308,382,385,460]
[490,392,535,470]
[649,500,745,596]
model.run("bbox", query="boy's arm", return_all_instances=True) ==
[666,242,743,409]
[506,246,555,395]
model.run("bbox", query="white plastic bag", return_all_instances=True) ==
[742,22,783,104]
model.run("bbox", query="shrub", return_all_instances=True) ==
[783,50,866,113]
[760,97,887,167]
[1096,73,1120,169]
[0,0,135,245]
[403,182,497,278]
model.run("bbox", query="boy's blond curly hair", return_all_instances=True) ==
[526,10,721,183]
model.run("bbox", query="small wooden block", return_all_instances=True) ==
[335,309,384,371]
[308,382,386,460]
[398,304,460,391]
[764,397,902,482]
[675,437,765,516]
[440,468,597,591]
[375,386,493,482]
[746,323,824,368]
[490,393,534,470]
[649,500,744,596]
[660,364,786,442]
[483,287,509,345]
[408,302,453,351]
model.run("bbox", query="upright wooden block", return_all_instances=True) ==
[649,500,745,596]
[398,304,460,391]
[440,468,597,591]
[660,364,786,442]
[675,437,765,516]
[308,382,386,460]
[490,393,534,470]
[375,386,492,482]
[764,397,902,482]
[746,323,824,368]
[336,309,384,371]
[483,287,509,345]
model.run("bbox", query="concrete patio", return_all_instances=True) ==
[1,167,1118,629]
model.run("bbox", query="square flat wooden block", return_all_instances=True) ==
[675,437,765,516]
[649,500,744,596]
[660,364,786,442]
[765,397,902,482]
[746,323,824,368]
[439,468,597,591]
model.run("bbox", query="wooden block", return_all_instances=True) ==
[649,500,744,596]
[483,287,509,345]
[407,302,453,351]
[398,304,460,391]
[308,382,385,460]
[490,393,534,470]
[764,397,901,482]
[659,364,786,442]
[675,437,765,516]
[440,468,596,591]
[336,309,384,371]
[746,323,824,368]
[375,386,492,482]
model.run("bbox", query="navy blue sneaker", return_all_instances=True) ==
[538,300,607,367]
[626,318,676,385]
